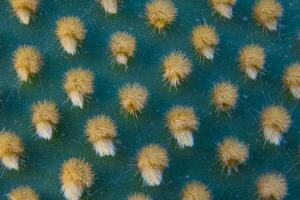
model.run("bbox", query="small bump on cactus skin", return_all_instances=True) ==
[162,51,192,88]
[238,44,265,80]
[31,100,59,140]
[63,68,94,109]
[0,131,24,170]
[128,193,152,200]
[211,81,238,114]
[209,0,237,19]
[253,0,283,32]
[85,115,117,157]
[260,105,291,145]
[181,181,211,200]
[191,25,219,60]
[60,158,94,200]
[99,0,118,15]
[282,63,300,99]
[118,83,148,117]
[217,137,249,175]
[137,144,168,186]
[256,173,287,200]
[55,16,86,55]
[109,32,136,68]
[145,0,177,33]
[10,0,39,25]
[12,45,43,82]
[165,106,199,148]
[8,186,39,200]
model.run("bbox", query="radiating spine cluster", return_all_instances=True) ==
[10,0,39,25]
[85,115,117,157]
[282,63,300,99]
[137,144,168,186]
[128,193,152,200]
[99,0,119,14]
[209,0,237,19]
[181,181,211,200]
[8,186,40,200]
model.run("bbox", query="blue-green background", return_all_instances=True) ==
[0,0,299,199]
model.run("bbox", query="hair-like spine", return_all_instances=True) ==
[13,45,43,82]
[256,173,287,200]
[165,106,199,148]
[0,131,24,170]
[8,186,39,200]
[56,16,86,55]
[162,51,192,88]
[145,0,177,32]
[211,81,238,113]
[137,144,169,186]
[209,0,237,19]
[99,0,118,14]
[253,0,283,31]
[109,32,136,67]
[238,44,265,80]
[60,158,94,200]
[217,137,249,175]
[118,83,148,117]
[181,181,211,200]
[31,100,59,140]
[282,63,300,99]
[10,0,39,25]
[260,105,291,145]
[128,193,152,200]
[85,115,117,157]
[192,25,219,60]
[63,68,94,109]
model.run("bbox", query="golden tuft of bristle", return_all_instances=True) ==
[60,158,94,200]
[56,16,86,55]
[145,0,177,32]
[109,32,136,67]
[162,51,192,88]
[260,106,291,145]
[211,81,238,113]
[10,0,39,25]
[253,0,283,31]
[118,83,148,117]
[165,106,199,148]
[282,63,300,99]
[128,193,152,200]
[217,137,249,175]
[256,173,287,200]
[182,181,211,200]
[85,115,117,157]
[137,144,169,186]
[239,44,265,80]
[13,45,42,82]
[0,131,24,170]
[63,68,94,109]
[99,0,118,14]
[209,0,237,19]
[31,100,59,140]
[8,186,39,200]
[192,25,219,60]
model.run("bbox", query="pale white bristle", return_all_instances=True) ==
[141,168,162,186]
[61,36,77,55]
[215,4,233,19]
[62,183,83,200]
[202,48,214,60]
[265,20,278,31]
[263,127,282,145]
[174,131,194,148]
[93,140,116,157]
[290,86,300,99]
[2,155,19,170]
[17,68,29,82]
[101,0,118,14]
[69,91,84,109]
[16,8,31,25]
[36,121,53,140]
[116,54,128,65]
[245,66,258,80]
